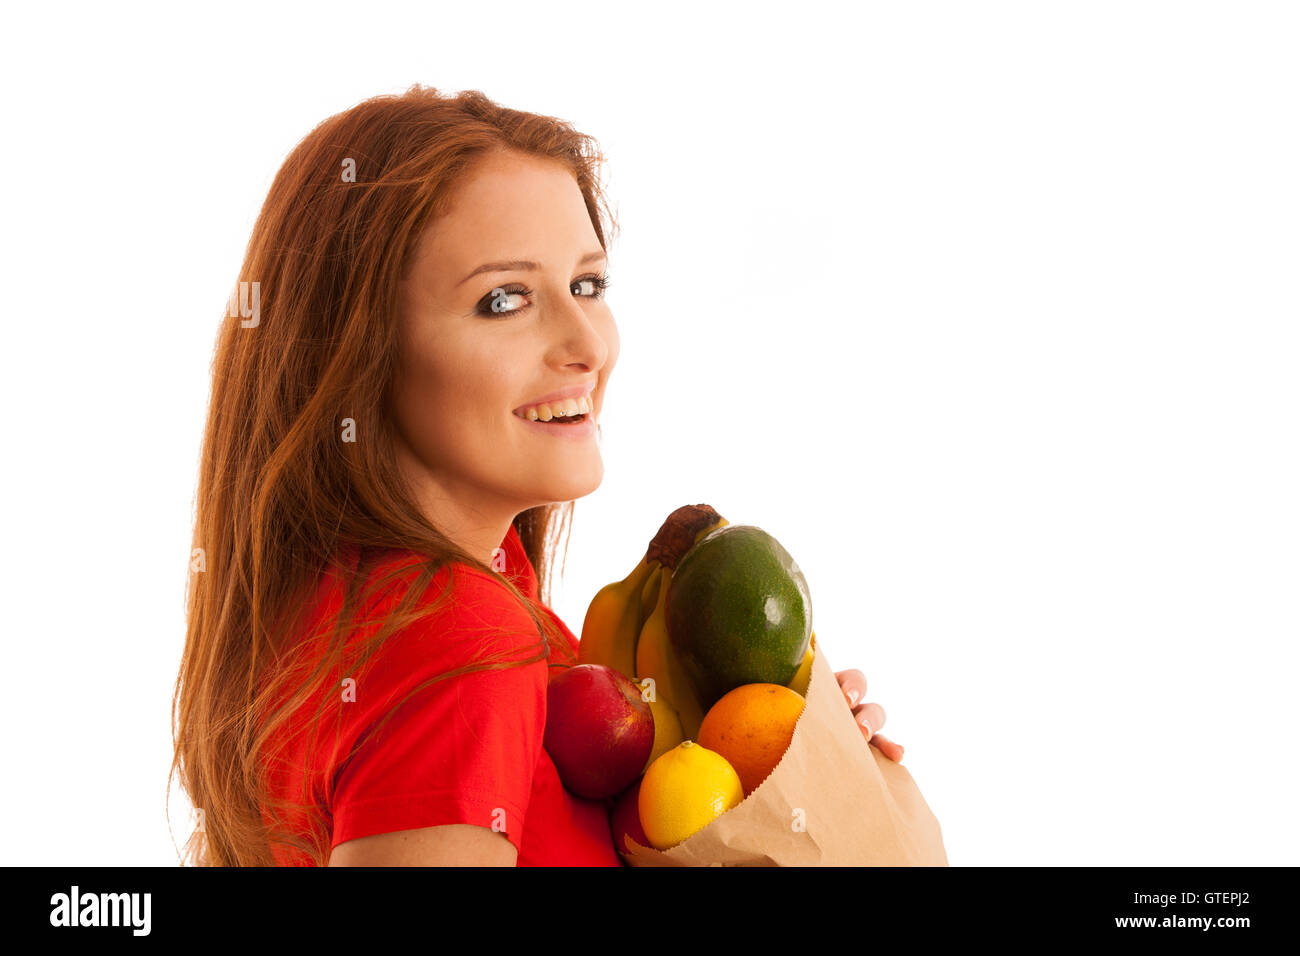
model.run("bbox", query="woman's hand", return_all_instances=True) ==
[835,669,904,763]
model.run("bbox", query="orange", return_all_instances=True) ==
[697,682,806,796]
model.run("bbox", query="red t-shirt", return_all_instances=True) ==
[259,523,622,866]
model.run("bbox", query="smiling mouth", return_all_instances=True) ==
[513,399,596,425]
[517,410,589,425]
[514,391,596,422]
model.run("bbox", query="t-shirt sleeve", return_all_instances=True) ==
[328,566,549,856]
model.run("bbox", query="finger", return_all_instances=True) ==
[835,669,867,708]
[851,701,887,737]
[869,733,905,763]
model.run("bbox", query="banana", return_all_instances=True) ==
[634,562,707,740]
[581,511,728,732]
[696,516,728,543]
[639,564,663,627]
[578,555,658,681]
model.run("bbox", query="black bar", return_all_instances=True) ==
[6,865,1288,941]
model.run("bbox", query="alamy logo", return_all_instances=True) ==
[49,885,151,936]
[227,280,260,328]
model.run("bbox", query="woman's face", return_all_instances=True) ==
[391,150,617,549]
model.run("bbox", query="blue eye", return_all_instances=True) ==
[477,273,611,317]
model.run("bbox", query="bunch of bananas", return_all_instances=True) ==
[578,508,728,741]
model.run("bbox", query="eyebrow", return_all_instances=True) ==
[456,250,608,287]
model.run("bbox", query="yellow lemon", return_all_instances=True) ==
[788,631,816,697]
[638,740,743,850]
[642,686,685,772]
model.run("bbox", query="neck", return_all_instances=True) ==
[394,454,521,566]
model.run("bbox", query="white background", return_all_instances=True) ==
[1,1,1295,866]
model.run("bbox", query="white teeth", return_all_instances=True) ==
[520,394,592,421]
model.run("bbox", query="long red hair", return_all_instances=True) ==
[169,85,619,866]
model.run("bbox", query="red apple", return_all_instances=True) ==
[544,664,654,799]
[609,777,651,854]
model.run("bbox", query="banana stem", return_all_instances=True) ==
[646,504,727,571]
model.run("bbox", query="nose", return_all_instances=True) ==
[545,290,610,373]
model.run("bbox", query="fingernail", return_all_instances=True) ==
[857,712,872,738]
[845,689,859,706]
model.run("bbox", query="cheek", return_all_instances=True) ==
[393,337,513,458]
[393,349,460,450]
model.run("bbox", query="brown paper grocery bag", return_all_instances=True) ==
[620,636,949,866]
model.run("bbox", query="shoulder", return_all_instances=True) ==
[359,548,549,674]
[285,542,549,697]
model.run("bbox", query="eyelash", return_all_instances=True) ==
[477,273,612,317]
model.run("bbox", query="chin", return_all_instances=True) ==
[533,460,604,503]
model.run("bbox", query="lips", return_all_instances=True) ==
[513,381,597,417]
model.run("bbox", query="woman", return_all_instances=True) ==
[170,85,901,867]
